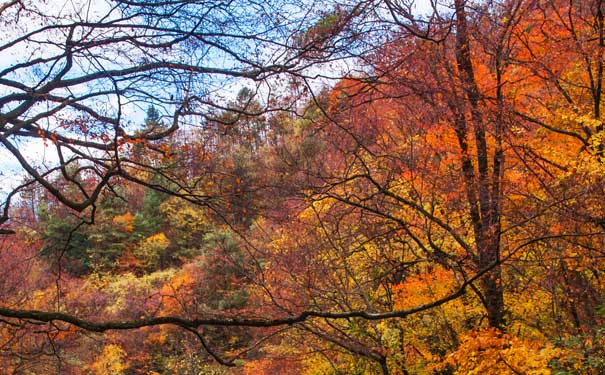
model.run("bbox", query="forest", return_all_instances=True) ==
[0,0,604,373]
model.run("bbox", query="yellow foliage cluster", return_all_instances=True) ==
[144,233,169,247]
[438,328,563,375]
[132,233,170,270]
[90,344,129,375]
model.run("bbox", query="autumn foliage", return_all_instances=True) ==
[2,0,605,374]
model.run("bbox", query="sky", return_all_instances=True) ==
[0,0,438,199]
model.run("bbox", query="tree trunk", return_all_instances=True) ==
[454,0,506,329]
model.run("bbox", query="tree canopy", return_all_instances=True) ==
[1,0,605,374]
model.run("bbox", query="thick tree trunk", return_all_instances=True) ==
[453,0,506,329]
[480,260,505,328]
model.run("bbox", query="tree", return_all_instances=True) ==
[294,0,514,331]
[0,0,377,368]
[2,0,605,373]
[240,0,605,372]
[0,0,334,230]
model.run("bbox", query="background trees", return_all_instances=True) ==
[1,0,605,374]
[0,0,330,230]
